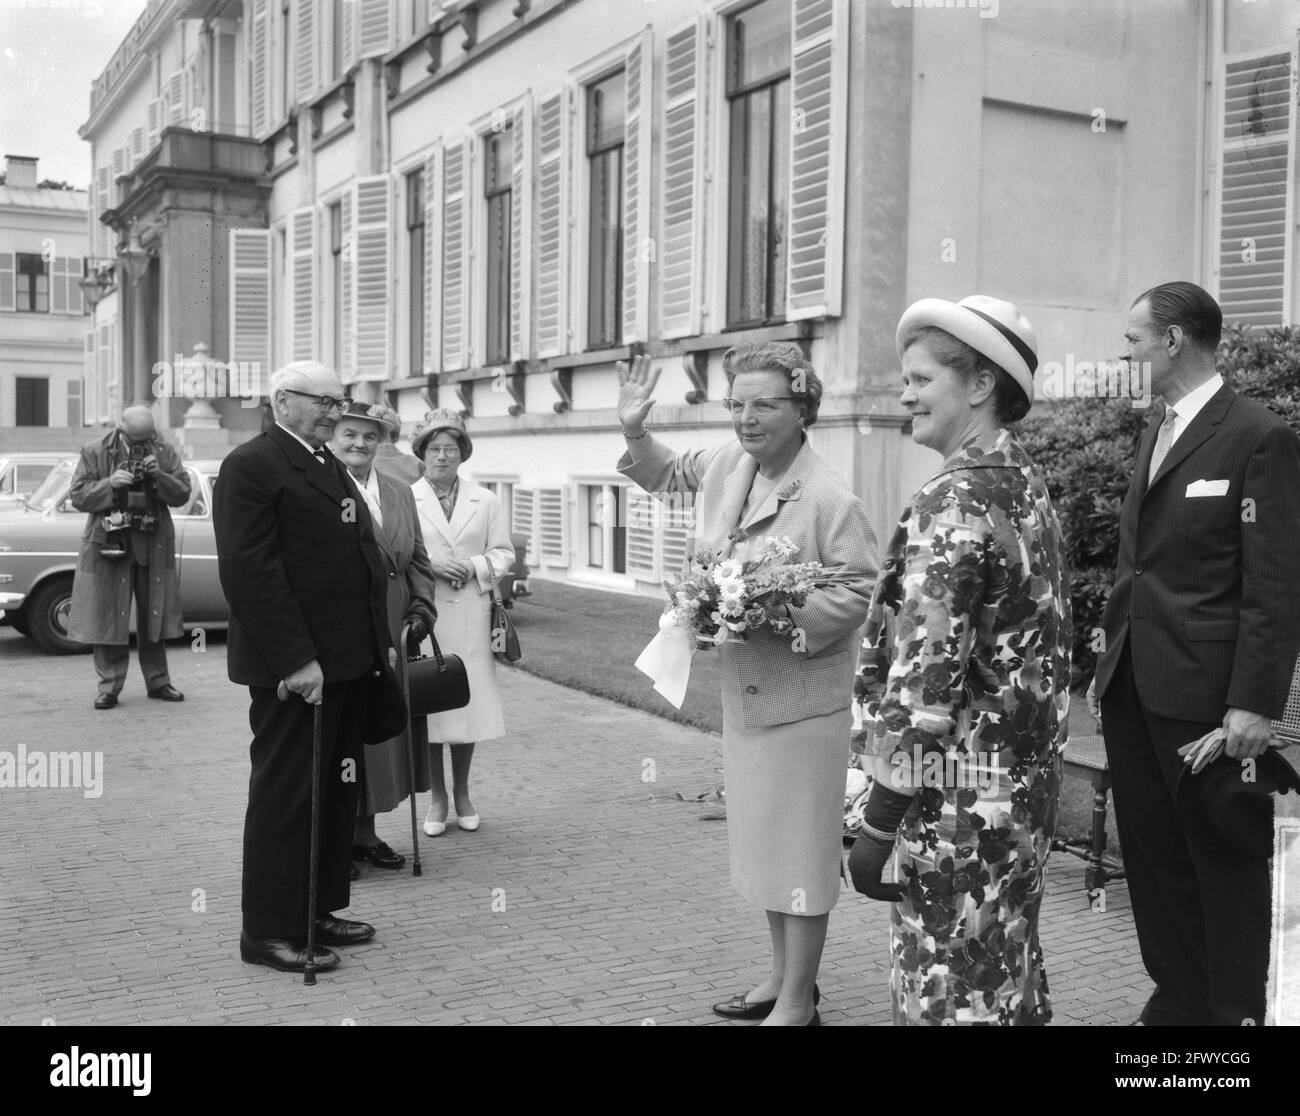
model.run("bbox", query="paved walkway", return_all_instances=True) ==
[0,627,1145,1025]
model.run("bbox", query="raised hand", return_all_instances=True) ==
[616,353,660,436]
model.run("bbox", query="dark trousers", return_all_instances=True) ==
[92,561,170,696]
[241,676,370,939]
[1100,643,1271,1025]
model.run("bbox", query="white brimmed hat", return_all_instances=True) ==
[896,295,1038,406]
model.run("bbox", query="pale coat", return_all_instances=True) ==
[67,430,191,646]
[412,477,515,743]
[619,435,878,729]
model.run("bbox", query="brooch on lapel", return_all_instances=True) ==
[776,478,803,501]
[726,527,748,547]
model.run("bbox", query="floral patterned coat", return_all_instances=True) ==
[853,427,1073,1026]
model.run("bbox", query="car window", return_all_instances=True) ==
[175,467,209,517]
[27,460,77,513]
[0,465,12,494]
[14,463,53,494]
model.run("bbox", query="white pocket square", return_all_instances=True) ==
[1185,478,1229,498]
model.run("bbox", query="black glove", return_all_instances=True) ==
[404,612,429,644]
[848,781,913,902]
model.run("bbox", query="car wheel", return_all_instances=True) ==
[27,578,89,655]
[6,609,31,636]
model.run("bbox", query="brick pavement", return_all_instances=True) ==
[0,626,1146,1025]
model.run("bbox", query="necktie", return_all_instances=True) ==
[1147,408,1178,485]
[313,448,327,464]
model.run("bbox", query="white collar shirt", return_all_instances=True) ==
[1166,373,1224,448]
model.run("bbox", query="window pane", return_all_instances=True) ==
[612,487,627,574]
[410,223,425,372]
[407,168,424,229]
[587,70,626,154]
[769,79,790,321]
[330,202,342,253]
[485,191,512,363]
[729,0,791,91]
[485,127,513,194]
[586,486,604,568]
[587,147,623,348]
[727,90,773,326]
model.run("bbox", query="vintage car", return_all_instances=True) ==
[0,455,530,655]
[0,457,225,654]
[0,452,70,512]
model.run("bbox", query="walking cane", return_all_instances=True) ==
[304,700,323,985]
[403,623,423,877]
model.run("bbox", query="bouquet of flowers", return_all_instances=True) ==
[634,535,856,708]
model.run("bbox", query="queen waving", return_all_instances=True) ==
[618,344,877,1026]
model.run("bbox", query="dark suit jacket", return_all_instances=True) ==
[212,424,405,741]
[1095,383,1300,721]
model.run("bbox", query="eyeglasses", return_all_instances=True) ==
[426,446,462,458]
[719,396,795,417]
[283,388,349,411]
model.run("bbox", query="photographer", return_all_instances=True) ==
[67,405,192,710]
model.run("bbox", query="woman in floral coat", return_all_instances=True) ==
[848,296,1072,1026]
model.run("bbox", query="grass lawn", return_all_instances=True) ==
[506,578,1118,854]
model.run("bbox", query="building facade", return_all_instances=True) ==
[0,156,90,431]
[82,0,1300,594]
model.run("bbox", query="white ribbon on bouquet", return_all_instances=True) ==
[634,613,698,709]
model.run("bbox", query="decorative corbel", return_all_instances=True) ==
[455,378,474,418]
[423,30,442,75]
[448,4,477,52]
[341,71,356,119]
[511,0,531,16]
[505,361,528,416]
[309,102,323,140]
[682,351,708,404]
[384,59,401,101]
[287,108,299,156]
[550,367,572,414]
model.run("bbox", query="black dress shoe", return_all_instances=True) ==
[239,932,339,973]
[712,983,820,1020]
[314,915,375,947]
[148,684,185,702]
[352,841,406,870]
[93,694,118,710]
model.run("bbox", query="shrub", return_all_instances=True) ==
[1018,324,1300,683]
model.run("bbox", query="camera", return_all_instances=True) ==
[99,440,159,559]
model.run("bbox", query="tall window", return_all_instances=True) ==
[484,125,513,365]
[584,484,627,573]
[407,167,425,375]
[586,70,625,348]
[725,0,790,328]
[329,201,343,371]
[15,377,49,426]
[16,254,48,313]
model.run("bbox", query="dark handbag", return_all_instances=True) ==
[405,630,471,716]
[489,583,522,663]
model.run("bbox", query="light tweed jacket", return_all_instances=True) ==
[619,434,878,730]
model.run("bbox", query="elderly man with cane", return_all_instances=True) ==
[214,361,405,976]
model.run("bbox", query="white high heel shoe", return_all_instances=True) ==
[456,813,480,832]
[423,800,448,837]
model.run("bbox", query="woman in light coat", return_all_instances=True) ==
[410,409,515,835]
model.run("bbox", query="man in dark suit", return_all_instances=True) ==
[1095,281,1300,1025]
[214,361,405,974]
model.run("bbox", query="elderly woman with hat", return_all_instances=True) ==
[410,409,516,836]
[847,296,1073,1026]
[331,401,438,870]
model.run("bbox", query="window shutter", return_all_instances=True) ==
[660,494,693,581]
[338,191,354,378]
[229,229,272,396]
[537,486,569,568]
[342,0,357,69]
[786,0,847,320]
[296,0,319,104]
[622,30,653,344]
[441,138,470,371]
[509,100,532,362]
[354,174,392,381]
[129,126,144,168]
[423,144,442,374]
[249,0,271,136]
[533,93,567,358]
[112,147,127,206]
[625,487,657,579]
[166,69,186,126]
[289,206,317,359]
[659,18,708,339]
[1217,42,1296,328]
[0,253,14,312]
[95,165,111,254]
[67,378,82,427]
[146,98,162,149]
[51,258,71,314]
[358,0,391,59]
[511,484,536,563]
